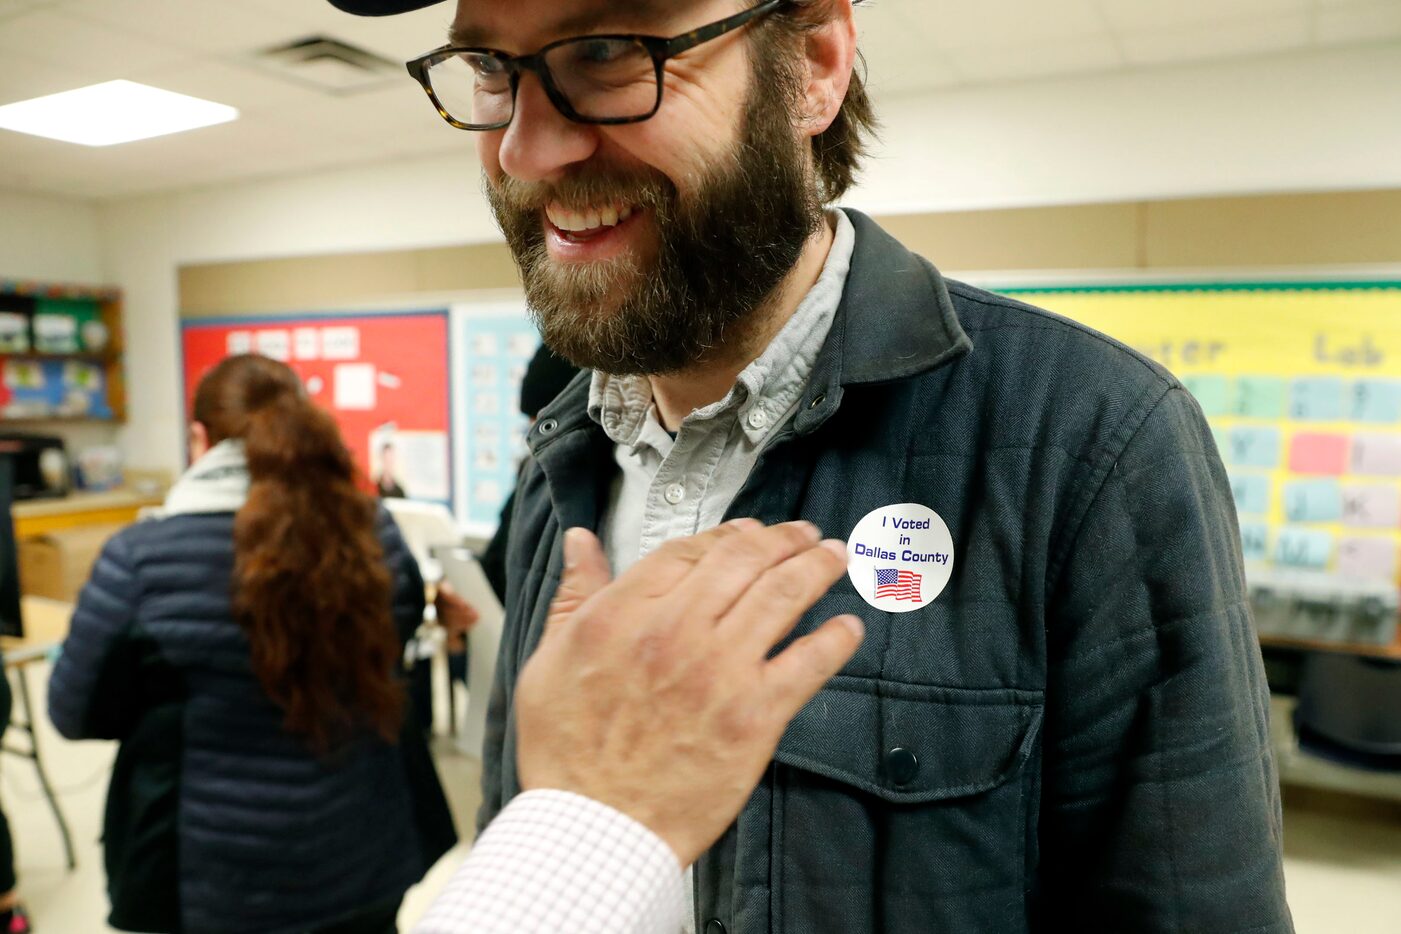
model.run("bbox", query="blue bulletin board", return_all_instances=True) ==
[452,306,541,531]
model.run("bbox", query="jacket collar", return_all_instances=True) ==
[528,208,973,454]
[790,209,972,435]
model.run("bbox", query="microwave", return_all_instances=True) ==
[0,434,71,500]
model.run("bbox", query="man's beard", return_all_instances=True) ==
[487,81,823,376]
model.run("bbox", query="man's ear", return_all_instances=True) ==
[800,0,857,139]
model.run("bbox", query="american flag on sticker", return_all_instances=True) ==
[875,568,922,602]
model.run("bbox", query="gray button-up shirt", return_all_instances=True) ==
[591,210,856,579]
[587,211,855,933]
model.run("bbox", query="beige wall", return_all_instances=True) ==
[178,189,1401,317]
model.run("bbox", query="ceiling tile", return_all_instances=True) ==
[66,0,315,56]
[124,58,332,116]
[947,34,1123,84]
[0,0,64,21]
[1095,0,1310,32]
[857,1,963,96]
[0,49,108,105]
[240,0,455,63]
[915,0,1111,51]
[0,6,191,76]
[1119,12,1312,66]
[1314,1,1401,44]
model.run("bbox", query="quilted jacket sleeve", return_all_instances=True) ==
[377,506,426,649]
[1040,387,1293,932]
[48,530,143,740]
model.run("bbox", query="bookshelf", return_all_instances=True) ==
[0,279,125,423]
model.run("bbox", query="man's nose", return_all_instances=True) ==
[496,73,599,184]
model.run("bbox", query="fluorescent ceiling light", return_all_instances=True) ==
[0,79,238,147]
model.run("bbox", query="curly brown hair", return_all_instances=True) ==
[192,354,404,752]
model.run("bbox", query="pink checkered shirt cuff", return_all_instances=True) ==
[413,789,685,934]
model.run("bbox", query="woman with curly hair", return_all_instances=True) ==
[50,354,454,934]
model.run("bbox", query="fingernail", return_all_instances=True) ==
[820,539,848,561]
[563,527,584,569]
[727,517,761,530]
[841,615,866,641]
[792,520,821,541]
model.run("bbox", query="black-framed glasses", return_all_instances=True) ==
[406,0,789,131]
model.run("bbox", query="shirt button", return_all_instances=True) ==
[664,483,686,505]
[886,747,920,787]
[746,408,770,430]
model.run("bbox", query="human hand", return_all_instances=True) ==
[514,520,864,867]
[435,582,479,638]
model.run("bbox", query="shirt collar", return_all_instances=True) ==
[588,209,856,451]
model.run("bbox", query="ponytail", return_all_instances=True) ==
[195,355,404,752]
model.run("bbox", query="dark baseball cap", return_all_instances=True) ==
[328,0,446,15]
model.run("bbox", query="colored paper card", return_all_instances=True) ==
[1228,427,1282,468]
[1337,537,1398,581]
[1352,380,1401,424]
[1288,432,1350,475]
[1352,434,1401,477]
[255,330,290,361]
[1273,528,1334,570]
[1283,479,1343,523]
[333,363,376,411]
[322,326,360,361]
[1230,474,1272,517]
[1233,376,1287,419]
[1342,485,1401,528]
[227,331,253,355]
[1239,524,1269,562]
[1183,375,1231,417]
[293,328,320,361]
[1290,377,1347,421]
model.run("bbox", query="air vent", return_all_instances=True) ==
[255,36,400,95]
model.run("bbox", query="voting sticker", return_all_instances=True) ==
[846,503,954,614]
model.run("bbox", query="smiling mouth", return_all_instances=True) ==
[544,201,638,242]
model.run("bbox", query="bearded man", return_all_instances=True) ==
[336,2,1294,932]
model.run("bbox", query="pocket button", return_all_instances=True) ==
[886,746,920,786]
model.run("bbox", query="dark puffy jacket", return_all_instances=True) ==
[50,507,455,934]
[481,210,1292,933]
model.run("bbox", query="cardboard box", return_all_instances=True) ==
[18,523,125,603]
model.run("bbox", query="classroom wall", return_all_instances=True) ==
[0,188,120,456]
[0,188,104,284]
[98,41,1401,478]
[851,42,1401,215]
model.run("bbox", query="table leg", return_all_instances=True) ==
[12,667,75,871]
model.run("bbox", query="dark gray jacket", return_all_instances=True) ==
[482,210,1293,933]
[50,507,454,934]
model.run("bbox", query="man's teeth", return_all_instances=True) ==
[547,203,635,233]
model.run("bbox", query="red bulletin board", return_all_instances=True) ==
[180,311,452,503]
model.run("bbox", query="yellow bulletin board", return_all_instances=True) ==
[998,282,1401,649]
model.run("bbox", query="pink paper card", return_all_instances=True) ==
[1352,434,1401,477]
[1338,537,1399,581]
[1342,485,1401,528]
[1288,433,1350,476]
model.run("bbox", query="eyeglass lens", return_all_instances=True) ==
[427,37,660,128]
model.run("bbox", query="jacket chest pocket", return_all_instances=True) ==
[769,676,1043,934]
